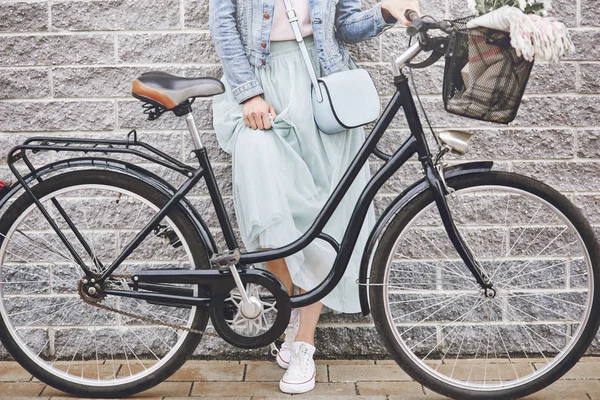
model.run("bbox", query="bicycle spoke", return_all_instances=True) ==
[376,182,595,395]
[0,177,206,389]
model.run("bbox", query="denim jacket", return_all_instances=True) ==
[208,0,397,104]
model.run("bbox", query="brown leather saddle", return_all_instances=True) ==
[132,71,225,119]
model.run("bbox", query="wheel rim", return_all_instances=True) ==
[0,184,200,386]
[382,185,594,391]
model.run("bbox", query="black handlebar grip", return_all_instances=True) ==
[405,9,422,36]
[404,9,419,22]
[406,19,423,36]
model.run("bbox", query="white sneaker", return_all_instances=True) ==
[279,341,316,394]
[276,308,300,369]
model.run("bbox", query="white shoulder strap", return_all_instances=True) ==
[282,0,323,102]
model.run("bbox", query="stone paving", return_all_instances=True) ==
[0,357,599,399]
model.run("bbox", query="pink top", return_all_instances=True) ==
[270,0,313,41]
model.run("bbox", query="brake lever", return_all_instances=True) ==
[407,16,454,37]
[438,20,454,34]
[407,37,450,69]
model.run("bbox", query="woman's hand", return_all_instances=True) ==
[381,0,421,26]
[242,95,277,130]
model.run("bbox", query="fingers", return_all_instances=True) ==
[255,111,265,130]
[244,110,274,130]
[261,113,271,130]
[242,110,259,130]
[399,11,410,26]
[402,8,418,26]
[269,105,277,121]
[242,102,277,130]
[244,113,257,130]
[401,6,420,26]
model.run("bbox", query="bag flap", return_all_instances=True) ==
[317,69,380,127]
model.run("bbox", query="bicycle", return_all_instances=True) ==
[0,12,598,400]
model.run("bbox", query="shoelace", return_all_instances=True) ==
[283,310,300,343]
[288,345,311,376]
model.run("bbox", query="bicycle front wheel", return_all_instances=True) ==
[370,171,600,399]
[0,170,210,398]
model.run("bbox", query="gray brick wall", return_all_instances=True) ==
[0,0,598,360]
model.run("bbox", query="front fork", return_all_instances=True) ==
[423,160,495,294]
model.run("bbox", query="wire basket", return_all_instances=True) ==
[443,18,534,124]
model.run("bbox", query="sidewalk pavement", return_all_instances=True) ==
[0,358,599,399]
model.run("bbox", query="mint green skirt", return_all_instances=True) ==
[211,35,376,313]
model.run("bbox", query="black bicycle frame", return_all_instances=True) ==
[6,72,491,309]
[234,73,491,308]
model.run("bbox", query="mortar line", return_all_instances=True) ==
[187,378,194,397]
[179,0,185,28]
[47,0,52,31]
[0,28,211,36]
[114,34,119,63]
[47,67,54,98]
[0,92,600,101]
[573,127,580,159]
[575,63,582,93]
[2,24,597,36]
[0,63,223,70]
[113,99,119,130]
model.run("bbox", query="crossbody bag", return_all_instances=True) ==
[282,0,381,135]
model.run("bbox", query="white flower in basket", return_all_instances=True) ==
[466,1,573,63]
[448,0,573,122]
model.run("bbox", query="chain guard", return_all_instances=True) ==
[210,272,290,349]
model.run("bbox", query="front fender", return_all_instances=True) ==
[0,157,219,257]
[358,161,493,315]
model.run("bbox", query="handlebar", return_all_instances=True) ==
[404,9,423,36]
[404,9,419,22]
[389,11,454,76]
[404,9,453,37]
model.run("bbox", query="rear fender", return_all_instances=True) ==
[0,157,219,257]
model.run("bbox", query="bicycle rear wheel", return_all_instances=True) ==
[370,171,600,399]
[0,170,210,398]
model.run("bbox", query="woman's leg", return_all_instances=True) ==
[263,250,293,296]
[279,286,321,394]
[263,251,321,345]
[294,288,322,345]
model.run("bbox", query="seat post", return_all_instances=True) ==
[185,113,204,149]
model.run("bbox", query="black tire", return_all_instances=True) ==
[370,171,600,399]
[0,170,210,398]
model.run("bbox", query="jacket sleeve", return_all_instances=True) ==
[335,1,397,44]
[209,0,263,104]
